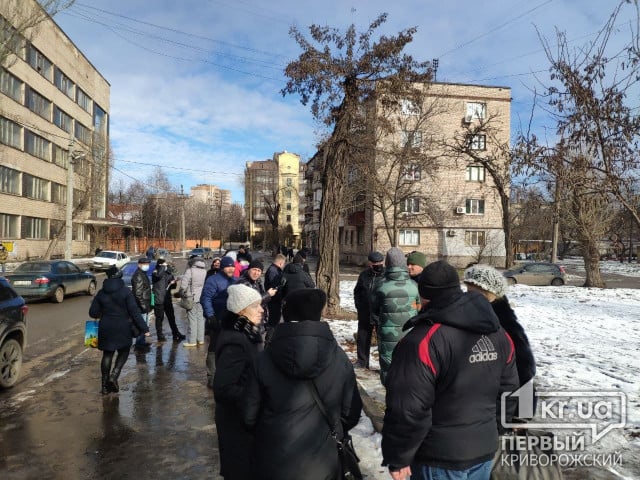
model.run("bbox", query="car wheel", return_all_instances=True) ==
[0,338,23,388]
[52,286,65,303]
[551,278,564,286]
[87,281,97,296]
[506,277,517,285]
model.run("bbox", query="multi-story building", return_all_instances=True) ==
[306,81,511,267]
[190,184,232,209]
[245,151,306,249]
[0,0,110,260]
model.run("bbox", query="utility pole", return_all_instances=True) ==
[180,185,186,257]
[64,147,85,260]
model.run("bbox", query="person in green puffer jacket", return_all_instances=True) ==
[372,247,421,385]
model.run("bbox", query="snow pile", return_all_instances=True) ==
[329,279,640,479]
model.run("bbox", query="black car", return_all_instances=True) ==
[0,276,27,388]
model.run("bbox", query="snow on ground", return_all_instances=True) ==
[563,257,640,278]
[328,277,640,479]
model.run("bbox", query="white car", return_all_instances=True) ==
[89,250,130,271]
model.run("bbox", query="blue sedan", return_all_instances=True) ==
[4,260,97,303]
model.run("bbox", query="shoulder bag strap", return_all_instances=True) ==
[306,380,339,439]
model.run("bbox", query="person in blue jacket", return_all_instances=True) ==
[200,255,237,387]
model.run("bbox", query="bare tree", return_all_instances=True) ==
[1,0,76,69]
[283,14,431,315]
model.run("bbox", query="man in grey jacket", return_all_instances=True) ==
[180,257,207,347]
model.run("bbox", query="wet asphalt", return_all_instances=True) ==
[0,308,219,480]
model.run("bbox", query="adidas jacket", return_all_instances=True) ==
[381,290,518,471]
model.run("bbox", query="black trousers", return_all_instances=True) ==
[356,319,377,368]
[101,347,130,381]
[154,296,180,337]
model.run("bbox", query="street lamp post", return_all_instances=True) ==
[64,149,85,260]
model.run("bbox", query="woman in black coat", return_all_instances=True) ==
[280,253,315,298]
[213,284,264,479]
[243,288,363,480]
[89,265,149,394]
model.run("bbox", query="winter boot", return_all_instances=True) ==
[101,373,110,395]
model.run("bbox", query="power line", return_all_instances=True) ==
[116,158,244,177]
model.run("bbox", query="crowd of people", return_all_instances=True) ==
[89,244,536,480]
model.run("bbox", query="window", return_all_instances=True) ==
[286,203,292,211]
[466,165,485,182]
[0,165,20,195]
[403,164,422,181]
[285,190,292,199]
[51,182,66,205]
[401,130,423,149]
[22,216,47,239]
[28,45,52,81]
[0,213,18,238]
[0,116,22,149]
[468,134,486,150]
[286,215,291,223]
[53,106,73,134]
[54,68,74,98]
[465,199,485,215]
[25,130,51,161]
[399,229,420,246]
[286,177,292,187]
[26,87,51,119]
[74,122,91,145]
[94,103,107,136]
[53,145,69,168]
[76,87,91,112]
[0,69,22,102]
[23,174,50,201]
[73,223,86,241]
[400,99,421,115]
[465,102,486,120]
[1,17,24,60]
[357,226,365,245]
[465,230,486,246]
[400,197,420,214]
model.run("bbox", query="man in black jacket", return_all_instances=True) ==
[152,259,185,342]
[382,260,518,480]
[353,251,384,368]
[264,254,286,328]
[131,257,152,348]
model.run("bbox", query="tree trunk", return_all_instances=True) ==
[316,143,349,317]
[501,193,513,268]
[582,242,605,288]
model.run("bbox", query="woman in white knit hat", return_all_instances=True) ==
[463,264,536,396]
[213,283,263,479]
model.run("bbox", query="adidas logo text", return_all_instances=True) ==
[468,335,497,363]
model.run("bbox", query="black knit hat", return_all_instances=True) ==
[368,251,384,263]
[282,288,327,322]
[248,260,264,271]
[106,265,122,279]
[418,260,462,300]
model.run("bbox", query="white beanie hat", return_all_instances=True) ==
[226,284,262,314]
[463,264,507,298]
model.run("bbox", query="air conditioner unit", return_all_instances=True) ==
[446,230,456,237]
[463,114,473,123]
[455,206,466,214]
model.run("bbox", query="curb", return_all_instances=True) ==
[357,380,384,433]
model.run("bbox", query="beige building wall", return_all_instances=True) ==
[341,82,511,267]
[0,0,110,260]
[190,184,232,208]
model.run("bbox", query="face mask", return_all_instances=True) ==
[140,265,150,272]
[372,265,384,274]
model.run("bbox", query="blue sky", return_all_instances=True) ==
[52,0,636,203]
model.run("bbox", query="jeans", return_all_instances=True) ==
[186,302,205,344]
[411,460,493,480]
[135,312,149,346]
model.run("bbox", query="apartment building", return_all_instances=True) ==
[245,151,306,249]
[306,81,511,267]
[0,0,110,260]
[190,184,232,209]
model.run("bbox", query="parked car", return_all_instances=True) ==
[5,260,97,303]
[155,248,173,263]
[0,277,27,388]
[503,262,566,286]
[223,250,237,261]
[89,250,130,271]
[121,260,157,289]
[189,247,211,259]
